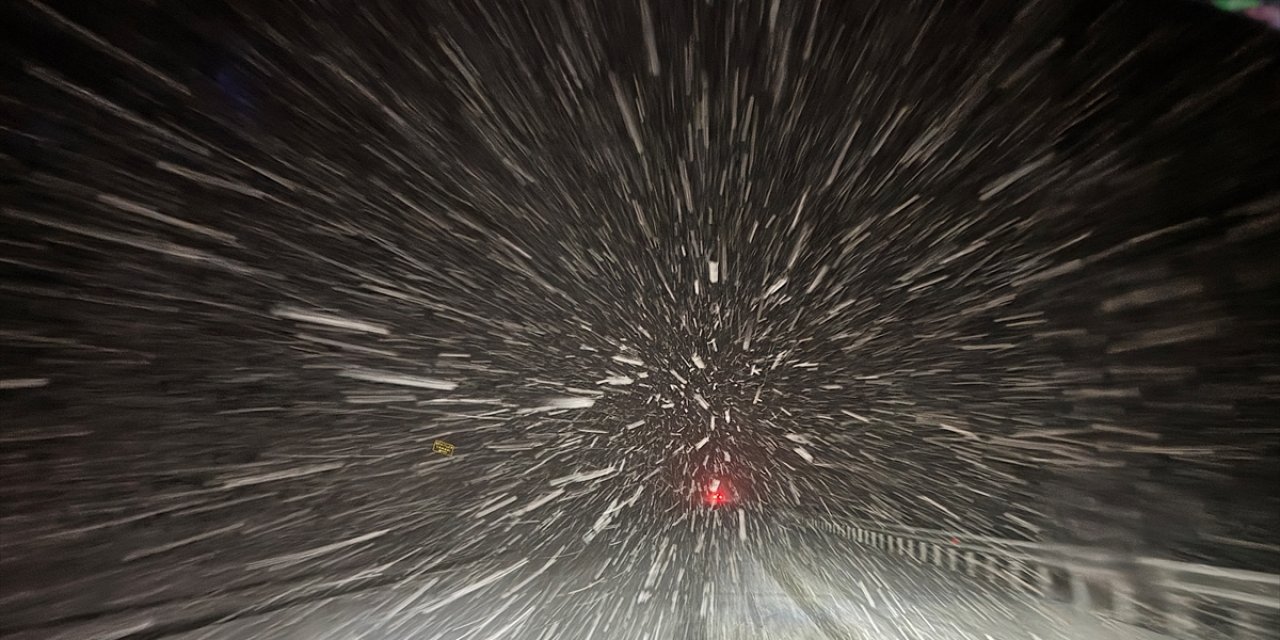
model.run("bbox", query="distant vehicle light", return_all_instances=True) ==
[705,478,729,507]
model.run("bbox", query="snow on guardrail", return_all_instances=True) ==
[800,516,1280,640]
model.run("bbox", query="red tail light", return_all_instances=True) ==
[704,478,728,506]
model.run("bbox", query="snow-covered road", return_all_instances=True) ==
[10,519,1178,640]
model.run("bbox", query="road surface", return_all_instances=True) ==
[10,515,1176,640]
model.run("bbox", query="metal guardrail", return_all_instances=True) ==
[798,516,1280,640]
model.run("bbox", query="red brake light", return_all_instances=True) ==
[705,478,728,506]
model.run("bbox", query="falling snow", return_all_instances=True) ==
[1,1,1279,639]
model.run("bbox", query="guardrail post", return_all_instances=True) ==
[1047,566,1073,602]
[1002,558,1018,588]
[1015,561,1043,594]
[1069,573,1092,609]
[1019,560,1040,592]
[980,555,995,580]
[992,556,1007,583]
[1001,558,1020,590]
[1086,575,1114,614]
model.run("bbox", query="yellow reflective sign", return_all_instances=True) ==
[432,440,456,456]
